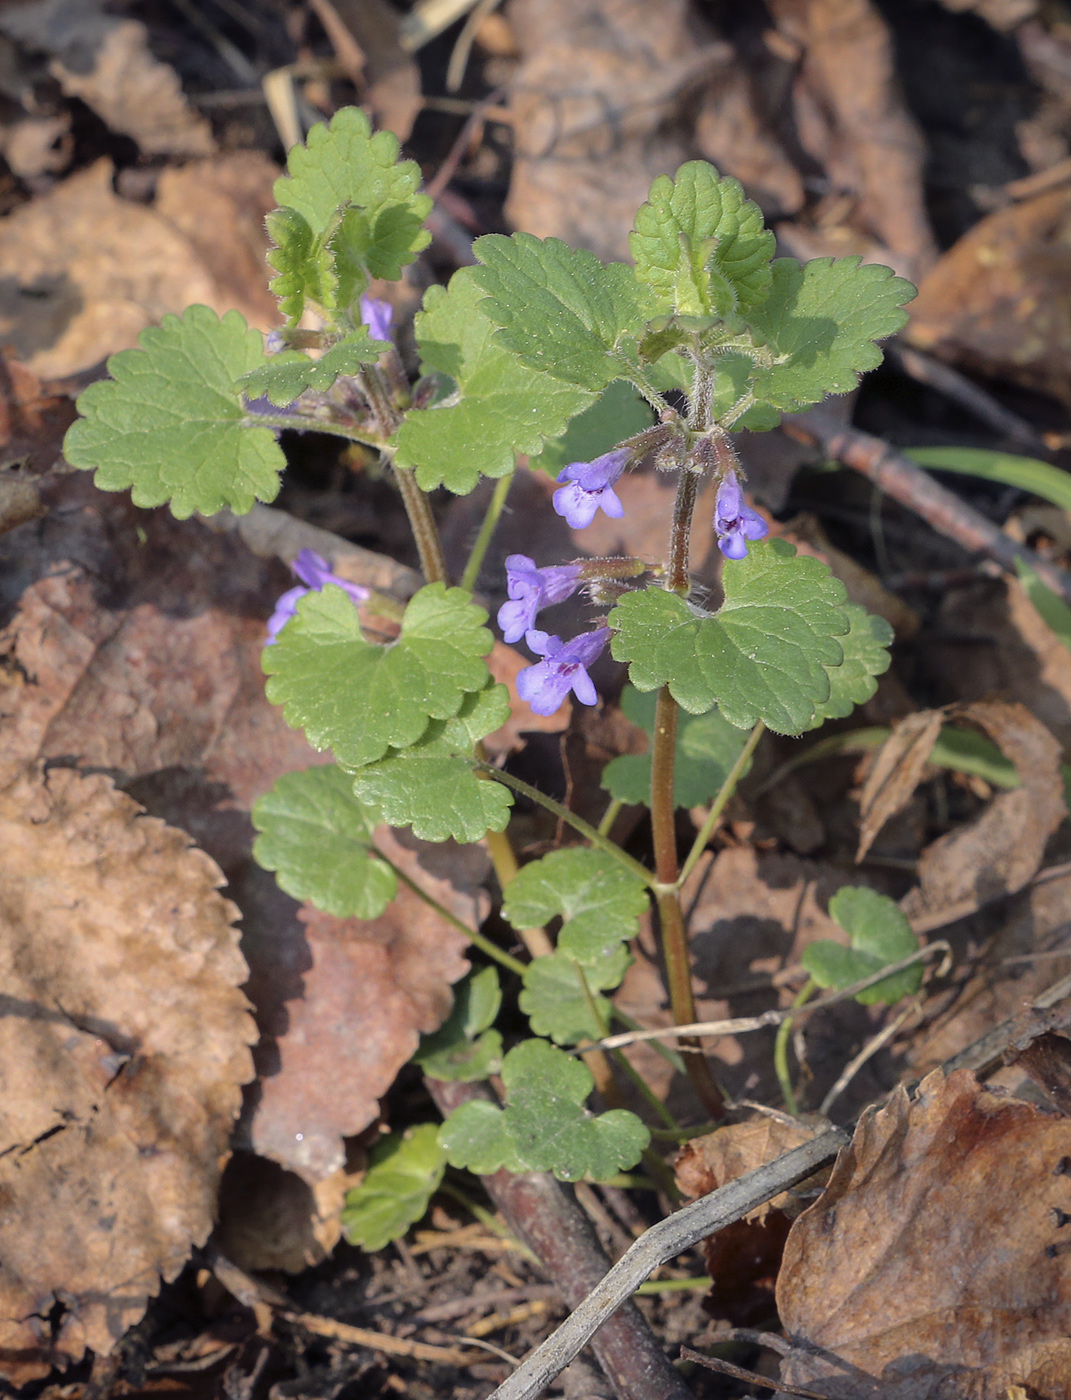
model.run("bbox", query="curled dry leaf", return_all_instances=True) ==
[676,1116,827,1325]
[0,765,255,1378]
[902,700,1066,927]
[777,1068,1071,1400]
[856,708,946,863]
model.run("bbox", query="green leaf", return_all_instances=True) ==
[340,1124,446,1251]
[630,161,775,317]
[238,328,389,408]
[471,232,657,391]
[437,1099,522,1175]
[251,764,396,918]
[527,380,653,477]
[520,947,631,1045]
[602,684,754,807]
[265,205,335,324]
[439,1041,650,1180]
[274,106,432,253]
[413,967,503,1082]
[905,447,1071,515]
[802,886,922,1005]
[500,1041,650,1181]
[352,683,513,841]
[1017,560,1071,652]
[392,268,594,493]
[610,540,851,734]
[748,258,915,412]
[502,848,648,966]
[63,306,284,519]
[804,604,894,730]
[263,582,493,767]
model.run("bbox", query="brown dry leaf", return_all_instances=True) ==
[677,1116,825,1326]
[902,700,1065,927]
[777,1068,1071,1400]
[318,0,422,141]
[0,354,75,474]
[768,0,936,277]
[0,0,214,157]
[0,765,254,1377]
[504,0,727,259]
[694,65,805,219]
[246,825,486,1182]
[0,158,277,380]
[905,187,1071,408]
[856,709,946,863]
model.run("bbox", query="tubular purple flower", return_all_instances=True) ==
[516,627,610,716]
[360,295,393,343]
[714,469,769,560]
[553,449,629,530]
[497,554,583,644]
[265,548,370,644]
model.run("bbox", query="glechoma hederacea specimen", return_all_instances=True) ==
[63,107,913,1217]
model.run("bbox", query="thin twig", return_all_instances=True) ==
[485,1130,848,1400]
[783,409,1071,606]
[819,1002,917,1118]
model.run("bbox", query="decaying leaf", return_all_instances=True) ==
[902,700,1065,927]
[857,709,946,863]
[0,0,214,157]
[0,765,254,1377]
[778,1068,1071,1400]
[676,1115,826,1326]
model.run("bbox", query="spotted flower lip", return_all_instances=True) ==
[265,548,370,643]
[553,449,629,530]
[497,554,583,644]
[359,295,393,343]
[515,626,610,716]
[714,469,769,560]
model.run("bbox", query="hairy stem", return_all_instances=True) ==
[462,473,513,594]
[665,469,699,595]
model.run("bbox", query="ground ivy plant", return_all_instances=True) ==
[63,108,917,1244]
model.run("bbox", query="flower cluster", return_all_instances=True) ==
[714,469,768,559]
[266,549,370,643]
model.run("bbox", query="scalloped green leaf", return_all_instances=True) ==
[274,106,432,249]
[471,232,657,391]
[526,379,653,477]
[602,684,754,807]
[610,540,851,734]
[413,967,503,1082]
[501,1041,649,1181]
[437,1099,522,1175]
[519,947,631,1045]
[251,764,396,918]
[748,257,915,412]
[340,1124,446,1251]
[265,205,335,324]
[439,1040,649,1181]
[392,268,593,493]
[238,327,389,407]
[63,306,284,519]
[502,848,648,965]
[263,582,493,768]
[351,683,513,841]
[804,604,894,730]
[630,161,775,317]
[802,885,921,1005]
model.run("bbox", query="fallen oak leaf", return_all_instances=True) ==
[777,1067,1071,1400]
[0,766,254,1379]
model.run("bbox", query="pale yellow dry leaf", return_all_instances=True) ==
[0,766,255,1378]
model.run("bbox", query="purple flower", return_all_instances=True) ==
[265,328,287,354]
[497,554,582,644]
[714,470,768,560]
[553,449,629,530]
[516,627,610,716]
[266,548,370,643]
[360,295,393,343]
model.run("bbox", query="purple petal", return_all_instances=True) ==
[516,659,571,715]
[553,483,600,530]
[292,548,334,588]
[498,596,536,644]
[360,295,393,343]
[265,585,307,642]
[566,626,611,668]
[718,532,749,561]
[570,669,598,707]
[598,485,625,520]
[524,629,553,657]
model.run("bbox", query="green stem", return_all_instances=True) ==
[483,824,553,959]
[774,977,816,1116]
[609,1047,679,1132]
[597,797,624,837]
[240,413,387,447]
[677,721,765,888]
[473,761,657,889]
[390,457,449,586]
[461,474,513,594]
[377,850,527,976]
